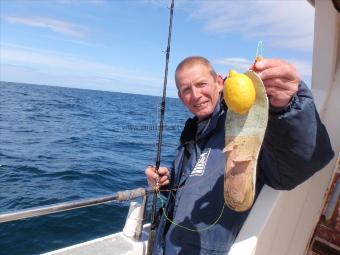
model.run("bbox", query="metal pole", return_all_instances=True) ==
[0,188,146,223]
[134,192,148,241]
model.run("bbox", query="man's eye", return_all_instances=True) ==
[181,87,190,94]
[198,82,207,87]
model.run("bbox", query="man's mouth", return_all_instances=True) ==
[194,101,208,109]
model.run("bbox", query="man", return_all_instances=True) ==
[145,56,334,254]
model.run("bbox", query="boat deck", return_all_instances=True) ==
[44,227,149,255]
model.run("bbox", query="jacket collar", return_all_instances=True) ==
[180,98,226,144]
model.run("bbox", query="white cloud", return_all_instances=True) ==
[214,58,253,71]
[188,0,314,52]
[214,57,311,76]
[41,36,98,47]
[5,16,89,38]
[0,44,165,95]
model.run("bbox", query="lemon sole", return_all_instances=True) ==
[223,71,269,212]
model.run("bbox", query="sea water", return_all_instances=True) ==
[0,81,190,255]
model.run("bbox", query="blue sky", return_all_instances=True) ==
[0,0,315,97]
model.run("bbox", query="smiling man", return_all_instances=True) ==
[145,56,334,255]
[175,57,224,121]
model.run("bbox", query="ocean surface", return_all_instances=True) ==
[0,81,190,255]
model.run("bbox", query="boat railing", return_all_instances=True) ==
[0,187,149,241]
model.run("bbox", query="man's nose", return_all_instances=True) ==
[191,87,200,99]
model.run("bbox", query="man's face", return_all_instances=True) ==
[176,64,224,121]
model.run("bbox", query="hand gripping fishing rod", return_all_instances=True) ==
[147,0,174,254]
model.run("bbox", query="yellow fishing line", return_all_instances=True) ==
[157,192,226,232]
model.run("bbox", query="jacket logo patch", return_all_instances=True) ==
[190,149,211,177]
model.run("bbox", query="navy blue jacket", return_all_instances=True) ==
[152,81,334,255]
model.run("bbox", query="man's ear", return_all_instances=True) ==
[216,75,224,92]
[178,90,184,102]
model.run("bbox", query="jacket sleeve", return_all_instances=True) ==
[259,81,334,190]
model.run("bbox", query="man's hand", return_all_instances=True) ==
[253,58,300,108]
[145,165,170,188]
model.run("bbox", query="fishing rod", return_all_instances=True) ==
[147,0,175,254]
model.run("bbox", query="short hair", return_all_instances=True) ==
[175,56,217,87]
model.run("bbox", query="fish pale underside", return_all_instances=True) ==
[224,71,269,212]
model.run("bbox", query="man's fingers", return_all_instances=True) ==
[254,58,285,71]
[159,173,170,183]
[265,86,294,108]
[162,180,170,186]
[259,65,297,81]
[145,166,157,186]
[145,165,170,187]
[265,86,286,97]
[157,167,169,175]
[263,77,292,90]
[145,166,156,177]
[253,58,300,83]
